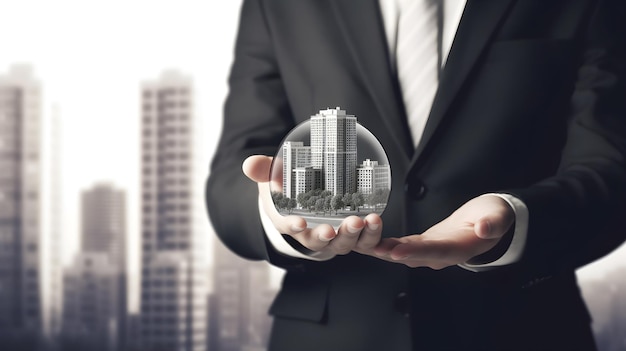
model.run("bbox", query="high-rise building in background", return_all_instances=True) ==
[124,313,142,351]
[311,107,357,196]
[81,184,126,265]
[211,240,275,351]
[61,183,127,351]
[62,253,122,351]
[48,106,63,341]
[0,65,61,349]
[140,71,208,351]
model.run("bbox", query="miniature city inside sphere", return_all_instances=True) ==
[269,107,391,228]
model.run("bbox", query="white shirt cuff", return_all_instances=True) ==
[458,193,529,272]
[259,196,335,261]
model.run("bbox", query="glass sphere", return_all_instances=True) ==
[269,114,391,228]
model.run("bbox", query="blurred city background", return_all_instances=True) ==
[0,1,624,350]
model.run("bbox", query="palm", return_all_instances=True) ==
[369,196,514,269]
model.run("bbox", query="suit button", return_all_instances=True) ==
[405,181,426,200]
[394,292,411,317]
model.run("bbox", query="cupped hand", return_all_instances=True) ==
[370,195,515,269]
[243,155,383,255]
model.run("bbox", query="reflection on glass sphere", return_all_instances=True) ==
[269,107,391,228]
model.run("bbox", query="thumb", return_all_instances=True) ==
[242,155,273,183]
[474,210,514,240]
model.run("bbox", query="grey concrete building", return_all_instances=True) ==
[281,141,311,199]
[357,159,391,196]
[140,71,207,351]
[212,240,274,351]
[310,107,357,196]
[61,183,127,351]
[0,65,61,349]
[62,253,121,351]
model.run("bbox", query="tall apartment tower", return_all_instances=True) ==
[61,183,127,350]
[281,141,311,198]
[140,71,207,351]
[0,65,60,347]
[81,184,126,265]
[311,107,357,196]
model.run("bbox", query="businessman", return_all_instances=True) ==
[206,0,626,350]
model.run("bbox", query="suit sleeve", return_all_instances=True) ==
[508,1,626,275]
[205,0,303,268]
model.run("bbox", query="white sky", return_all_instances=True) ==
[0,0,258,310]
[0,0,624,299]
[0,0,242,257]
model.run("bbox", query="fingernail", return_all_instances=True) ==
[318,233,333,242]
[367,222,379,231]
[346,225,360,234]
[291,224,305,232]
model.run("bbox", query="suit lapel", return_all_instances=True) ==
[330,0,414,161]
[329,0,516,168]
[410,0,516,167]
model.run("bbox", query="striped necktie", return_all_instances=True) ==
[396,0,442,147]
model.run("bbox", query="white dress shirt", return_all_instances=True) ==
[260,0,529,271]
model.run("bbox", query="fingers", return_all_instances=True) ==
[389,238,453,261]
[326,216,365,255]
[293,224,337,251]
[265,208,337,252]
[371,238,440,268]
[372,237,457,269]
[271,215,307,236]
[242,155,273,183]
[325,214,384,255]
[275,213,384,256]
[383,232,500,269]
[362,196,516,269]
[358,214,383,250]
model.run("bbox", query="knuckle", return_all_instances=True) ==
[341,230,361,240]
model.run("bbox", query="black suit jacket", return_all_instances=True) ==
[206,1,626,350]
